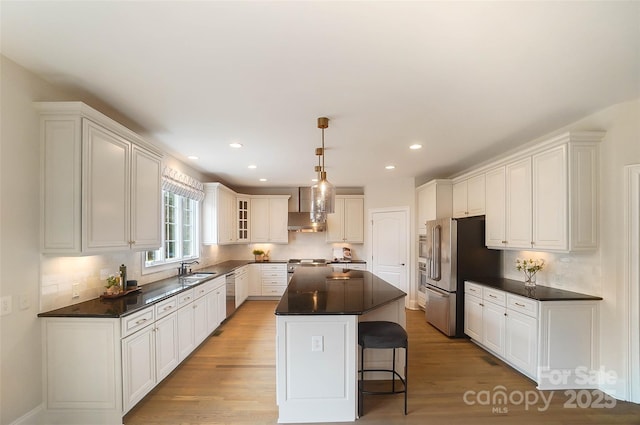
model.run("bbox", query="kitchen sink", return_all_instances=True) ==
[180,272,217,285]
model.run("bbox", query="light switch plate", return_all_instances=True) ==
[311,335,323,352]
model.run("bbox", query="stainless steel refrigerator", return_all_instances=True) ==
[424,216,501,337]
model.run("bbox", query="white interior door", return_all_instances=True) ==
[370,208,408,297]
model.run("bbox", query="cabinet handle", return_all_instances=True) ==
[515,302,525,307]
[501,240,508,244]
[488,294,497,298]
[163,305,173,311]
[135,318,148,325]
[504,313,507,316]
[479,303,484,307]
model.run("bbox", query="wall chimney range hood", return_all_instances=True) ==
[288,187,326,232]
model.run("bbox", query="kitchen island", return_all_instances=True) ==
[275,267,406,423]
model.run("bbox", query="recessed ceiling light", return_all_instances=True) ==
[259,178,267,182]
[229,142,243,148]
[187,155,199,160]
[385,165,396,170]
[409,144,422,150]
[248,164,257,169]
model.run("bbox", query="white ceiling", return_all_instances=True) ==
[2,1,639,188]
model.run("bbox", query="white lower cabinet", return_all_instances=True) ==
[505,308,538,378]
[248,263,288,297]
[42,276,231,423]
[235,265,249,307]
[122,322,156,412]
[464,281,599,388]
[206,276,227,333]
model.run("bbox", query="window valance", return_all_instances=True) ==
[162,166,205,201]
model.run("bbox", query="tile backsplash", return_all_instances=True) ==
[39,232,365,312]
[502,249,601,296]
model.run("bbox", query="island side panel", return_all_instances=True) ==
[276,315,357,423]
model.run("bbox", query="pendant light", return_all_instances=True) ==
[310,117,335,222]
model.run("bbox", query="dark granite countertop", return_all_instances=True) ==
[275,267,406,315]
[37,260,267,319]
[328,260,366,264]
[465,277,602,301]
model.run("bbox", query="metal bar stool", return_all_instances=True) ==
[358,320,408,416]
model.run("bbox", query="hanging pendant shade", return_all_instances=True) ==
[310,117,335,222]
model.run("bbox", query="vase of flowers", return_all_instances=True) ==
[515,258,544,287]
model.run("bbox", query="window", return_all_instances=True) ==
[145,191,199,267]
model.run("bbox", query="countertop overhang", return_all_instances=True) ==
[275,267,406,315]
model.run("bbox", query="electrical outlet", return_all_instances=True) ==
[19,293,30,310]
[0,296,12,316]
[72,283,80,299]
[311,335,323,352]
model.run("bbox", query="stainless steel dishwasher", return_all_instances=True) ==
[225,271,236,318]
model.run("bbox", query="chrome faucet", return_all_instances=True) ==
[178,260,199,276]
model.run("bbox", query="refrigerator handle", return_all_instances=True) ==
[432,224,441,281]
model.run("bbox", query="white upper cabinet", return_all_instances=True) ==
[485,167,506,247]
[453,174,485,218]
[326,195,364,243]
[484,131,603,252]
[505,157,533,249]
[532,145,567,250]
[38,102,162,254]
[202,183,237,245]
[416,179,452,234]
[250,195,289,243]
[237,196,250,242]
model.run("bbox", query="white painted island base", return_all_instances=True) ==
[276,299,406,423]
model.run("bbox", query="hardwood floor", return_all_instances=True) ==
[124,300,640,425]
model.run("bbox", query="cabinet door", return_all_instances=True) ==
[122,324,155,413]
[416,185,430,234]
[250,198,270,242]
[452,181,468,218]
[205,289,219,333]
[268,198,289,243]
[237,197,250,242]
[485,167,506,247]
[505,157,532,249]
[193,297,208,346]
[344,197,364,242]
[177,304,195,361]
[326,197,346,242]
[131,146,162,250]
[505,309,538,379]
[533,145,567,250]
[248,264,262,296]
[82,120,130,251]
[464,293,483,341]
[219,188,236,244]
[155,312,179,382]
[467,174,486,216]
[482,301,506,357]
[215,285,227,325]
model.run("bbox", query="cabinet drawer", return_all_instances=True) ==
[262,264,286,272]
[192,284,208,300]
[155,296,177,320]
[262,270,287,279]
[483,287,506,306]
[465,281,483,296]
[507,294,538,318]
[262,285,286,296]
[122,307,154,337]
[177,289,194,307]
[262,278,285,286]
